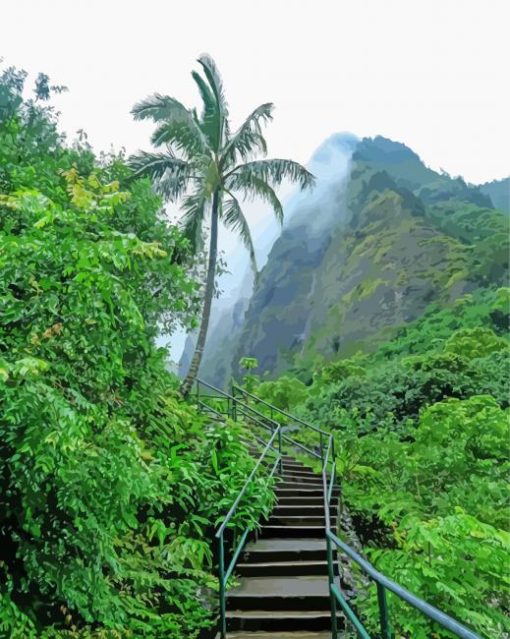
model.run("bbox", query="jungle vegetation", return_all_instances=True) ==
[0,59,508,639]
[0,65,275,638]
[247,288,510,638]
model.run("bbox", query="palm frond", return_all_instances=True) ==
[221,103,274,167]
[132,93,208,157]
[128,152,192,200]
[228,159,315,190]
[222,191,257,272]
[197,54,230,147]
[192,70,221,151]
[150,121,207,158]
[131,94,190,123]
[226,172,283,225]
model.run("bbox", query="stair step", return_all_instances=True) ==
[220,632,333,639]
[276,487,338,498]
[237,559,332,577]
[275,487,326,495]
[277,482,326,490]
[276,491,323,499]
[282,469,318,478]
[278,480,322,486]
[260,526,328,538]
[270,505,331,517]
[226,608,344,632]
[227,576,336,610]
[227,609,334,619]
[281,462,309,470]
[269,515,335,527]
[277,497,334,506]
[274,505,335,516]
[281,476,323,484]
[244,538,326,553]
[281,478,322,486]
[282,462,317,469]
[241,538,344,563]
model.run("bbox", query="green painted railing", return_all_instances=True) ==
[195,379,283,639]
[232,383,331,462]
[322,439,483,639]
[196,379,483,639]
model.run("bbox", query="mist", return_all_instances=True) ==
[166,132,359,365]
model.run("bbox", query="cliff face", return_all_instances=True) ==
[194,132,357,385]
[197,294,250,386]
[479,177,510,214]
[196,135,509,385]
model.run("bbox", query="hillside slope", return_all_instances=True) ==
[200,136,509,384]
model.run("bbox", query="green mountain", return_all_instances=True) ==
[200,136,509,384]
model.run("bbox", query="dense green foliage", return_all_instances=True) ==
[1,61,508,639]
[247,289,510,638]
[0,67,274,638]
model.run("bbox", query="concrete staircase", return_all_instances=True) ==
[219,455,345,639]
[200,380,484,639]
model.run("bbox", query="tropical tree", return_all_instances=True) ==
[130,54,315,396]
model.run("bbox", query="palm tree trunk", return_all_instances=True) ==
[180,191,219,397]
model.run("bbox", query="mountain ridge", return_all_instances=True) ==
[193,135,509,386]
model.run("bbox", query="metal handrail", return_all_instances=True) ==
[197,378,280,432]
[196,380,483,639]
[282,432,322,460]
[232,383,330,436]
[196,378,234,396]
[197,399,226,418]
[216,428,281,638]
[233,383,336,465]
[216,427,280,538]
[195,379,283,639]
[235,402,279,433]
[327,531,482,639]
[322,436,483,639]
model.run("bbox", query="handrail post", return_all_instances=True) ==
[230,383,235,421]
[331,436,340,517]
[278,426,283,474]
[377,583,391,639]
[323,436,337,639]
[218,533,227,639]
[327,535,338,639]
[320,431,324,464]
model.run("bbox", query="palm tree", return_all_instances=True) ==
[130,54,315,396]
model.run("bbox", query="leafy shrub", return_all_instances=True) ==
[253,375,308,412]
[291,291,510,637]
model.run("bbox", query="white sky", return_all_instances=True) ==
[1,0,509,186]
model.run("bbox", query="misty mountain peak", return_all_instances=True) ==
[310,132,359,165]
